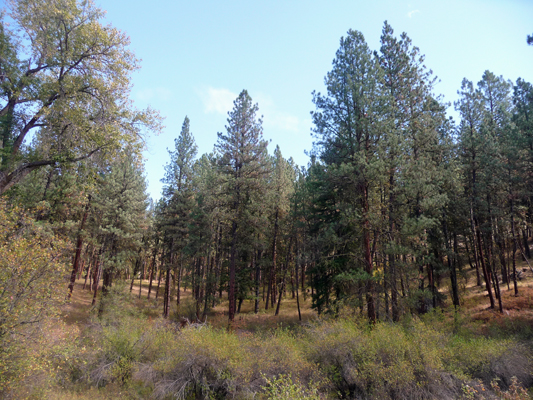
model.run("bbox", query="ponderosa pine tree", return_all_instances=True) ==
[265,145,294,310]
[311,29,387,322]
[92,150,148,309]
[513,78,533,260]
[378,22,450,314]
[160,116,198,317]
[215,90,269,323]
[456,72,515,312]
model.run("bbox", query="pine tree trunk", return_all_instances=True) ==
[77,244,88,280]
[275,236,292,316]
[444,217,460,308]
[266,209,279,310]
[68,196,91,298]
[362,183,376,323]
[177,255,182,307]
[83,259,91,290]
[254,251,260,314]
[147,247,158,299]
[475,218,495,308]
[523,229,531,258]
[91,248,104,306]
[155,265,163,300]
[295,243,302,321]
[138,260,144,299]
[511,199,519,296]
[163,268,171,318]
[228,220,237,322]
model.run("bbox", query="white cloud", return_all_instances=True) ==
[264,111,301,133]
[256,93,304,134]
[201,87,237,115]
[407,9,420,18]
[199,88,305,134]
[136,87,173,102]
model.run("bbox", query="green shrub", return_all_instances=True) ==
[133,324,324,400]
[0,201,70,397]
[306,317,459,399]
[261,374,322,400]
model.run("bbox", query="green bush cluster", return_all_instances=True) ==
[134,325,322,399]
[72,289,531,399]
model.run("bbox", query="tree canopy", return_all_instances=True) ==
[0,0,162,195]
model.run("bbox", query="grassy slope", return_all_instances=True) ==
[12,257,533,399]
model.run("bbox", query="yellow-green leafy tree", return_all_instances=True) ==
[0,200,69,394]
[0,0,161,195]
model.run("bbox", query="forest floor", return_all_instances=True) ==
[457,260,533,337]
[61,256,533,338]
[43,259,533,400]
[62,278,319,332]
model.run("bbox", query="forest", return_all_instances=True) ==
[1,0,533,399]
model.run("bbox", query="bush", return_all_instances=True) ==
[306,318,445,398]
[304,316,532,399]
[82,284,153,388]
[261,374,322,400]
[445,336,533,389]
[133,324,324,400]
[0,201,70,397]
[66,288,533,400]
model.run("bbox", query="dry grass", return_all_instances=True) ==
[63,260,533,338]
[455,255,533,339]
[45,263,533,400]
[62,279,318,333]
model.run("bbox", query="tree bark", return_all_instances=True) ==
[67,195,91,298]
[266,209,279,310]
[163,268,171,318]
[228,220,237,322]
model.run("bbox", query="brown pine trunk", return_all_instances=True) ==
[138,260,144,299]
[77,244,88,280]
[203,253,214,320]
[444,217,460,308]
[163,268,171,318]
[147,247,158,299]
[177,255,182,307]
[83,260,91,290]
[475,219,495,309]
[266,209,279,310]
[275,236,293,316]
[83,247,96,290]
[228,220,237,322]
[155,264,163,300]
[362,183,376,323]
[68,196,91,298]
[295,242,302,321]
[196,256,203,319]
[254,251,261,314]
[91,249,104,306]
[523,229,531,258]
[511,199,519,296]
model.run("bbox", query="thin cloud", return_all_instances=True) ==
[201,87,237,115]
[256,93,303,134]
[136,87,173,102]
[199,88,304,134]
[407,9,420,18]
[265,112,300,133]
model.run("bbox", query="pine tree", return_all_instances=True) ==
[159,116,198,317]
[265,145,295,310]
[215,90,269,323]
[311,29,387,322]
[92,150,149,309]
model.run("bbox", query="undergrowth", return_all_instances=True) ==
[12,287,532,400]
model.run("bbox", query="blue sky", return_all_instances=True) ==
[98,0,533,201]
